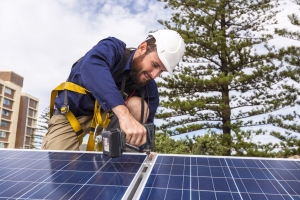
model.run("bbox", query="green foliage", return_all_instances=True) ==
[270,131,300,157]
[269,2,300,157]
[288,13,300,26]
[156,0,300,156]
[231,130,279,157]
[155,130,299,158]
[155,132,193,154]
[192,131,230,156]
[30,107,49,149]
[275,28,300,41]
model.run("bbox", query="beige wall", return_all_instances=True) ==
[18,93,39,149]
[0,71,39,149]
[0,78,21,148]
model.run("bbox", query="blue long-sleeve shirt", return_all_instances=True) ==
[55,37,159,123]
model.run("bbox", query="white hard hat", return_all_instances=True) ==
[149,29,185,76]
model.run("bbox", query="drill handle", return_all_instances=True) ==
[143,123,155,150]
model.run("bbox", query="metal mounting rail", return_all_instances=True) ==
[122,154,157,200]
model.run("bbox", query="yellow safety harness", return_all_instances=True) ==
[49,48,135,151]
[50,82,111,151]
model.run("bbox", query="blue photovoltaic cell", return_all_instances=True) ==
[1,149,300,200]
[140,155,300,200]
[0,149,146,200]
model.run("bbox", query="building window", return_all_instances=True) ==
[5,87,12,95]
[27,118,32,126]
[30,99,37,109]
[27,127,34,135]
[3,98,11,106]
[0,131,6,138]
[2,109,9,116]
[1,120,9,127]
[28,108,36,118]
[0,142,4,148]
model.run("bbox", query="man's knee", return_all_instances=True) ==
[126,96,149,123]
[41,120,80,150]
[41,115,92,151]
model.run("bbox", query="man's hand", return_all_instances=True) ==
[112,105,146,146]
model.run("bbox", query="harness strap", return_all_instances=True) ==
[66,111,83,136]
[113,48,134,81]
[50,82,90,146]
[50,82,90,117]
[51,82,110,150]
[51,48,140,151]
[140,87,145,123]
[121,71,129,99]
[87,100,111,151]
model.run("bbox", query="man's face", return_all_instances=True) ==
[131,51,167,87]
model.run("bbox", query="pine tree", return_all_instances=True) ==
[155,0,299,155]
[30,107,49,149]
[270,0,300,156]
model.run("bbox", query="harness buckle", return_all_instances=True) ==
[122,92,128,101]
[60,105,69,114]
[95,135,102,151]
[94,125,103,152]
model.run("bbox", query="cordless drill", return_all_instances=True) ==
[102,123,155,158]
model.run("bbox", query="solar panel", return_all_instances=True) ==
[1,149,299,200]
[0,149,146,200]
[139,155,300,200]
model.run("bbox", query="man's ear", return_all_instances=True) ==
[137,42,147,55]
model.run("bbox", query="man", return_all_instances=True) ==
[42,29,185,151]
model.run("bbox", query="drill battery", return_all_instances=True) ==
[102,123,155,158]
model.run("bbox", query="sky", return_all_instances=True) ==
[0,0,169,115]
[1,0,300,146]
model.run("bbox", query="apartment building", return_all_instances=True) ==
[0,71,39,149]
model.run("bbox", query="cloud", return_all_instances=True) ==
[0,0,169,114]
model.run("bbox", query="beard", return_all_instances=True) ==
[130,54,152,87]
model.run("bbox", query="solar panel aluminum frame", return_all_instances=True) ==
[122,153,158,200]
